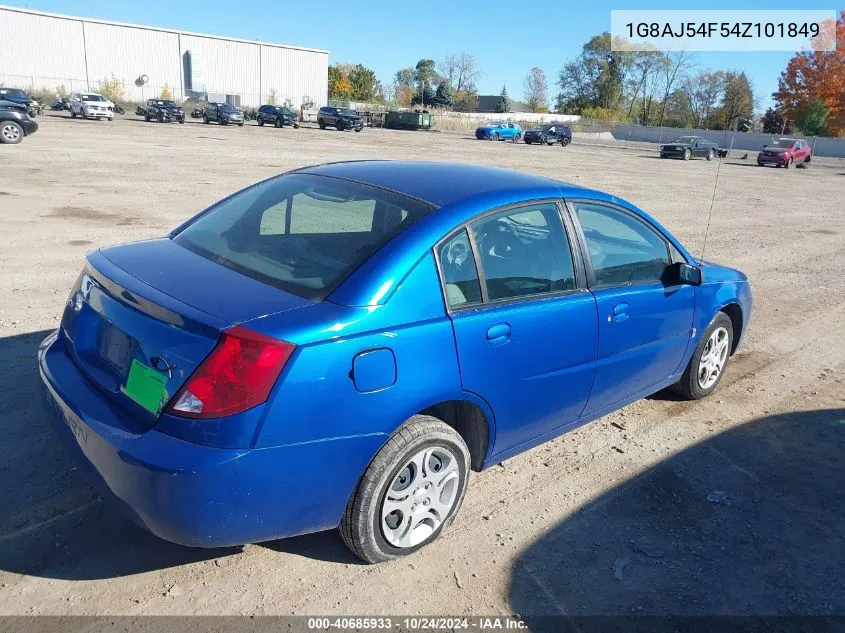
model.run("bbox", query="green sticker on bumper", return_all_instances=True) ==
[123,359,167,415]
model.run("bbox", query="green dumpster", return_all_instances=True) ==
[385,111,434,130]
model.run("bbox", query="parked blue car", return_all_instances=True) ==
[475,121,522,141]
[39,161,751,563]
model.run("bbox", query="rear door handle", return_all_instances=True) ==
[610,303,630,322]
[485,323,511,345]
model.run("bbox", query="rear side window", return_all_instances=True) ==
[572,202,670,287]
[471,203,576,301]
[438,230,482,308]
[174,174,432,299]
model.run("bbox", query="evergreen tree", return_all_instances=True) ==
[496,86,511,113]
[432,81,454,109]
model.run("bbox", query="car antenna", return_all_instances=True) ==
[699,135,735,264]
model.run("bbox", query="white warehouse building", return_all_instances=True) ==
[0,5,328,108]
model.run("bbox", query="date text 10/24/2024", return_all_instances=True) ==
[307,617,527,630]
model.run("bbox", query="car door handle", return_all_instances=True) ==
[610,303,630,322]
[485,323,511,344]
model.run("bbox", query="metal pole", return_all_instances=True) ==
[626,125,632,149]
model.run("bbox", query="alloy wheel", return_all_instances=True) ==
[698,326,729,389]
[1,123,22,143]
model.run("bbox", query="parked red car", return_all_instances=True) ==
[757,138,812,168]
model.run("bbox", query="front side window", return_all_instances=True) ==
[471,203,576,302]
[438,230,482,308]
[173,174,432,299]
[572,202,670,288]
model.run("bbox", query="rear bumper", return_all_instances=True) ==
[38,329,385,547]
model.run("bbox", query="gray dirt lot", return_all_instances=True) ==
[0,114,844,619]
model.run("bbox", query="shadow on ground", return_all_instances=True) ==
[509,408,845,631]
[0,329,351,580]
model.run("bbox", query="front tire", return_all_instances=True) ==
[318,118,326,129]
[490,132,499,141]
[339,415,470,564]
[707,148,715,161]
[683,148,691,161]
[275,117,283,128]
[257,116,264,126]
[673,312,733,400]
[0,121,24,144]
[785,157,793,169]
[203,114,209,124]
[561,136,571,146]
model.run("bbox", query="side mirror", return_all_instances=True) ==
[675,262,702,286]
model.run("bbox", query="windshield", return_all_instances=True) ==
[0,89,28,99]
[81,94,105,101]
[220,104,239,113]
[156,100,178,107]
[173,174,433,299]
[337,108,356,116]
[769,139,796,148]
[486,121,502,127]
[672,136,697,144]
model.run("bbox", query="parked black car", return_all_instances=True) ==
[257,105,300,128]
[524,124,572,146]
[203,102,244,126]
[317,106,363,132]
[0,88,39,117]
[0,100,38,144]
[660,136,719,161]
[143,99,185,123]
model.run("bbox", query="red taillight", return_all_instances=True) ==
[168,326,295,419]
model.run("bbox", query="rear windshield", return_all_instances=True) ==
[173,174,433,299]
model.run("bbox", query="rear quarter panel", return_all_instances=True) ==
[245,252,476,449]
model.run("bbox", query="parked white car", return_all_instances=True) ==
[69,93,114,120]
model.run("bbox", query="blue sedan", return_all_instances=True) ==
[39,161,751,563]
[475,121,522,141]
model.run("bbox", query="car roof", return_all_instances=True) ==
[297,160,576,208]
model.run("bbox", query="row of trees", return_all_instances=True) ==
[554,33,755,130]
[391,54,482,111]
[329,12,843,137]
[769,10,844,137]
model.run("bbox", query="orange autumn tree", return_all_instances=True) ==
[773,10,845,136]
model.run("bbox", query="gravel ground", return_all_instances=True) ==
[1,113,844,619]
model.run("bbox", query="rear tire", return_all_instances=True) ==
[707,148,715,161]
[673,312,734,400]
[339,415,470,564]
[71,109,77,119]
[203,114,209,124]
[561,136,571,146]
[513,133,521,143]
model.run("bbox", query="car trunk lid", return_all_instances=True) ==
[60,240,312,429]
